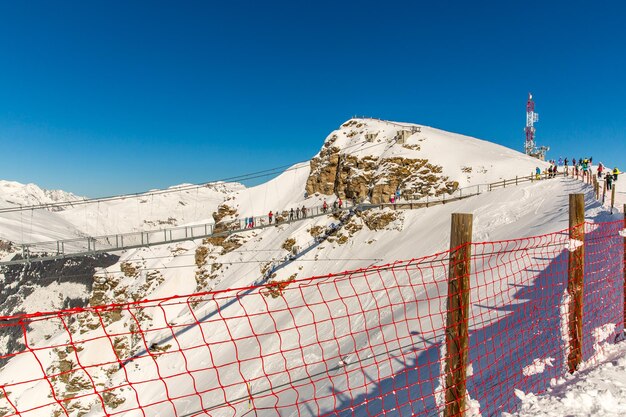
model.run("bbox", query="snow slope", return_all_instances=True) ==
[0,181,244,245]
[0,118,553,247]
[0,119,622,417]
[2,176,620,417]
[318,118,550,189]
[507,339,626,417]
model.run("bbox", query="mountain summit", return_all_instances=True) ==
[306,118,546,204]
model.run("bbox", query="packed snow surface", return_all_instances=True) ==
[507,340,626,417]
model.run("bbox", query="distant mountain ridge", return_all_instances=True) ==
[0,180,82,208]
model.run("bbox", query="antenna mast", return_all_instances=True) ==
[524,93,549,160]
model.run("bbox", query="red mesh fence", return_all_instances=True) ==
[0,220,624,417]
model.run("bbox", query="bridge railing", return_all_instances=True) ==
[11,203,356,263]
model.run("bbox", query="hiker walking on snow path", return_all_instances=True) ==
[268,211,273,224]
[289,208,295,221]
[582,159,589,181]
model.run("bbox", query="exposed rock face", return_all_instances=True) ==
[306,143,458,204]
[0,254,119,368]
[203,204,243,253]
[360,210,402,231]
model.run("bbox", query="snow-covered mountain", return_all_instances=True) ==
[0,118,621,417]
[0,180,82,208]
[0,180,244,246]
[306,118,548,204]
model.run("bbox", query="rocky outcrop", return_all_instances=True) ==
[306,147,458,204]
[360,210,402,231]
[203,204,243,254]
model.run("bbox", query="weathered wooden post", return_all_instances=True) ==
[603,179,607,204]
[444,213,473,417]
[516,176,518,186]
[611,185,616,214]
[567,194,585,374]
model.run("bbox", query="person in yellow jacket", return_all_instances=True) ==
[613,167,620,181]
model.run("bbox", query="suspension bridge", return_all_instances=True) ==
[0,173,561,266]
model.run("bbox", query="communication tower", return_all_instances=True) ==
[524,93,549,160]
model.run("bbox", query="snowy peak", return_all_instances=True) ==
[305,118,549,204]
[0,180,82,209]
[0,179,247,244]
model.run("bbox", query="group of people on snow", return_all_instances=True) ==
[535,157,621,185]
[245,198,345,231]
[536,164,560,179]
[389,189,401,204]
[555,157,621,190]
[603,165,621,190]
[321,198,343,213]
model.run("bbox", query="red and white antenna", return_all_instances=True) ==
[524,93,548,159]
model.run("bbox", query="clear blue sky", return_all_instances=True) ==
[1,0,624,197]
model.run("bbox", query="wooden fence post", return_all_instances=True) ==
[602,179,607,204]
[568,194,585,374]
[623,204,626,331]
[444,213,473,417]
[611,184,616,214]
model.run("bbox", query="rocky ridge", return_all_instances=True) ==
[305,119,459,204]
